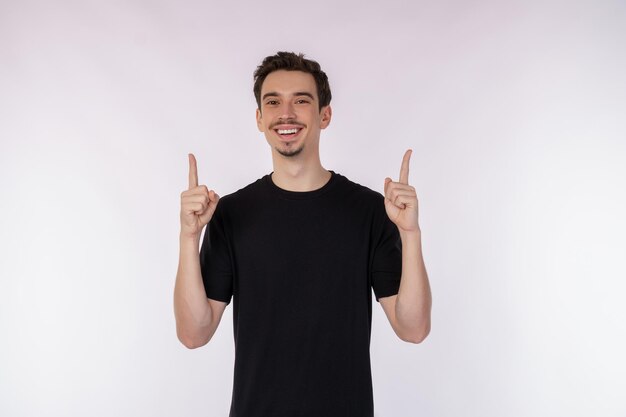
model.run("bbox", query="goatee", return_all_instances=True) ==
[276,144,304,157]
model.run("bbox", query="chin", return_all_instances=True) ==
[275,144,305,157]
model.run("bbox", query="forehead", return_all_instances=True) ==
[261,70,317,98]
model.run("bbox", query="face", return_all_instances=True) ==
[256,70,332,159]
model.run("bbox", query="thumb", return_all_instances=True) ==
[198,194,219,225]
[384,177,392,196]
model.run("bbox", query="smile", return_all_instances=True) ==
[277,128,298,134]
[273,126,303,141]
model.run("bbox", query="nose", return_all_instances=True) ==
[278,101,296,120]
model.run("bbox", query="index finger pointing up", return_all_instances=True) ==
[399,149,412,184]
[188,153,198,189]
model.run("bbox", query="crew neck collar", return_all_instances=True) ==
[264,170,339,200]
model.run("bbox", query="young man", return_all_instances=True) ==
[174,52,431,417]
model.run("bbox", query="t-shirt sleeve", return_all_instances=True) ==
[371,201,402,302]
[199,203,233,304]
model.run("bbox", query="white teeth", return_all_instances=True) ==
[277,128,299,135]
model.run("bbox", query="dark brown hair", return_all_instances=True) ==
[253,51,332,111]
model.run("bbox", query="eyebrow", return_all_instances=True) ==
[262,91,315,101]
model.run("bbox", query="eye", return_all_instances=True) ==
[295,99,310,104]
[265,99,279,105]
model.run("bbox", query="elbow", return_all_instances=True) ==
[402,330,429,344]
[178,334,210,349]
[180,337,208,349]
[399,321,430,344]
[177,327,211,349]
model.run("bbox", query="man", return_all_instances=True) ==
[174,51,432,417]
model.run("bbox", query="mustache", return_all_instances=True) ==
[270,120,305,129]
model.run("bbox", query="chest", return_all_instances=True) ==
[227,199,377,298]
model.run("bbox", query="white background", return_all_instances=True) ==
[1,0,625,416]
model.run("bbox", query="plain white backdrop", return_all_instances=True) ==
[1,0,625,416]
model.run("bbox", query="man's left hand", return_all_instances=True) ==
[384,149,420,233]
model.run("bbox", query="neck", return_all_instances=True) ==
[270,152,331,192]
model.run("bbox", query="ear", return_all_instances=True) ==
[256,107,263,132]
[320,105,332,129]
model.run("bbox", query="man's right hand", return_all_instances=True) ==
[180,153,220,239]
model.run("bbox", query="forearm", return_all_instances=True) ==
[395,229,432,342]
[174,233,213,347]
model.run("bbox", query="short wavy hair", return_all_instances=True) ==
[253,51,332,111]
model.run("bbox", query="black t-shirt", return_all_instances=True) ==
[200,171,402,417]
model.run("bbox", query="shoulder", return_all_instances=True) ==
[213,176,268,217]
[218,176,266,203]
[329,172,389,221]
[332,172,385,204]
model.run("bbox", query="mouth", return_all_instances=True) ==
[273,125,304,142]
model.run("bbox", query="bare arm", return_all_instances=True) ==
[380,149,432,344]
[380,229,431,344]
[174,234,227,348]
[173,153,226,349]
